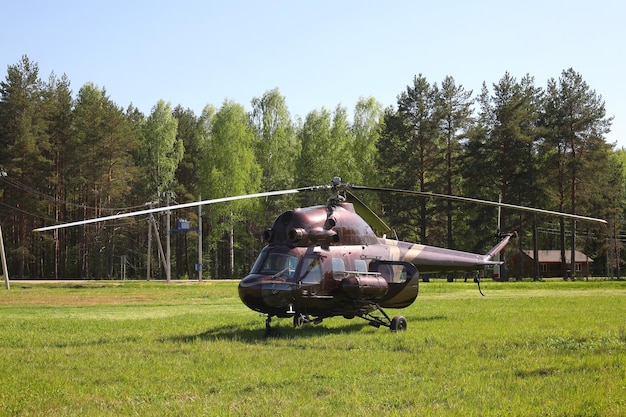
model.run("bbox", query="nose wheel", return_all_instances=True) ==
[293,313,306,327]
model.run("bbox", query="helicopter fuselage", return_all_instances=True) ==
[238,243,420,319]
[238,202,512,326]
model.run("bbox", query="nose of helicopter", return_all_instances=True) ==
[238,274,295,316]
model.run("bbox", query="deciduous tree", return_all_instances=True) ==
[251,88,299,226]
[199,100,261,277]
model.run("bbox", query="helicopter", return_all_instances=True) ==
[34,177,607,335]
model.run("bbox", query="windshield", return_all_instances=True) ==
[251,252,298,278]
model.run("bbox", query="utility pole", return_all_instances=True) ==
[147,216,152,281]
[198,195,202,281]
[608,217,615,279]
[1,171,9,289]
[165,192,172,283]
[150,214,168,278]
[146,202,154,281]
[121,255,127,280]
[494,194,502,281]
[1,224,9,290]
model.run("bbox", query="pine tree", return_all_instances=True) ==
[383,75,440,245]
[172,105,202,278]
[42,72,74,278]
[0,56,50,278]
[435,76,473,250]
[68,83,140,277]
[540,68,613,279]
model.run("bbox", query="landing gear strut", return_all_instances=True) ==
[293,313,323,328]
[264,316,282,338]
[361,304,407,332]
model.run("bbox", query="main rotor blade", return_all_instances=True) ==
[345,191,392,234]
[349,185,607,225]
[33,188,317,232]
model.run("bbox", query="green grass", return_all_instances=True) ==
[0,280,625,416]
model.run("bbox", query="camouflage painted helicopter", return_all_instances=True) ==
[35,177,606,335]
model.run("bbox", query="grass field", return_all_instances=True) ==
[0,279,624,416]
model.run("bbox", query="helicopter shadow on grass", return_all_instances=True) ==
[165,314,449,345]
[167,321,370,344]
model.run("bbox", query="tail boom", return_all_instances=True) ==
[381,231,516,273]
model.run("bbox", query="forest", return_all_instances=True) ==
[0,55,624,280]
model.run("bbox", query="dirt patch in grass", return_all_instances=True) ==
[0,290,158,306]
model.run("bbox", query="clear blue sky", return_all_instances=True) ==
[2,0,625,148]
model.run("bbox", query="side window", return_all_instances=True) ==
[298,257,322,284]
[355,259,367,273]
[331,258,346,280]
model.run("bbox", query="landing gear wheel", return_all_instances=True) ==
[390,315,407,332]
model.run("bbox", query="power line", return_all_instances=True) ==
[0,201,55,223]
[0,174,148,212]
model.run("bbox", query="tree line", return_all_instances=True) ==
[0,55,623,280]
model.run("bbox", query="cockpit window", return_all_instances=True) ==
[297,256,322,284]
[252,253,298,278]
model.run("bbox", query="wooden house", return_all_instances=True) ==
[509,250,593,279]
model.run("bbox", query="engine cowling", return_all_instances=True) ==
[288,227,339,245]
[341,275,388,300]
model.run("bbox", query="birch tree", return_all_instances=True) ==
[199,100,261,277]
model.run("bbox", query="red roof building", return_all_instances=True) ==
[509,250,593,279]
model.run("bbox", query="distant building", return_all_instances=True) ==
[509,250,593,279]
